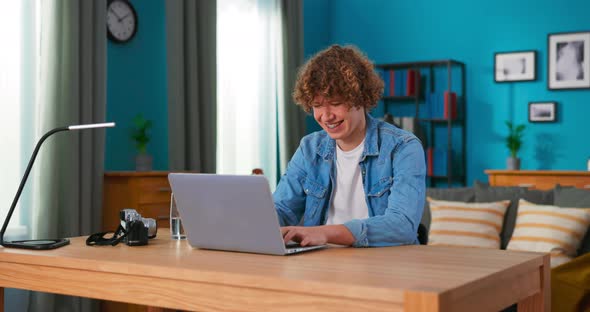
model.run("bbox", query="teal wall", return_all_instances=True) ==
[105,0,168,171]
[302,0,329,134]
[303,0,590,184]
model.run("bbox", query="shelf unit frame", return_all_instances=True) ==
[376,59,466,186]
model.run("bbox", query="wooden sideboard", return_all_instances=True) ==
[485,170,590,190]
[102,171,172,232]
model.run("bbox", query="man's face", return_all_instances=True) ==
[312,95,366,151]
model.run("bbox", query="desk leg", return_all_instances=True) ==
[517,255,551,312]
[0,287,4,312]
[517,293,542,312]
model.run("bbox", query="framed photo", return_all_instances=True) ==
[494,50,536,82]
[529,102,557,123]
[548,31,590,90]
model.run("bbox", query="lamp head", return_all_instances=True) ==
[68,122,115,130]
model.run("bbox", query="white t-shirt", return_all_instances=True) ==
[325,140,369,225]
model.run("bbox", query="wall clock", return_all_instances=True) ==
[107,0,138,43]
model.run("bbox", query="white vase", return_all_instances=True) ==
[507,157,520,170]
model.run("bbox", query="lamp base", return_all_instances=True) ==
[2,238,70,250]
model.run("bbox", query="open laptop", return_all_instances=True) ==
[167,173,327,255]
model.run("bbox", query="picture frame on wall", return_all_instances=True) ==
[548,31,590,90]
[529,102,557,123]
[494,50,536,82]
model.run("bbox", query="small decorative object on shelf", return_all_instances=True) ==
[383,112,394,124]
[131,114,153,171]
[587,157,590,171]
[505,121,526,170]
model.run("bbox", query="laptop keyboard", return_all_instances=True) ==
[285,242,302,249]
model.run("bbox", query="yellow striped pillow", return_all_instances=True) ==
[427,198,510,249]
[507,199,590,268]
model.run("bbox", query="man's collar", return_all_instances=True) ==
[316,113,379,160]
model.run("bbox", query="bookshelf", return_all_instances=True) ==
[375,60,466,187]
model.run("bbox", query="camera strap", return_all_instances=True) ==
[86,224,128,246]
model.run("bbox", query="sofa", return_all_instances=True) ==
[419,181,590,312]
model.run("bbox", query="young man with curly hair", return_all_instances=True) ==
[273,45,426,247]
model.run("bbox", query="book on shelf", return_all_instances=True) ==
[382,69,390,95]
[396,70,405,96]
[430,92,436,118]
[426,147,448,177]
[444,91,457,120]
[382,70,407,96]
[425,91,457,119]
[381,69,417,97]
[426,92,441,118]
[406,69,420,96]
[389,70,395,96]
[433,148,447,176]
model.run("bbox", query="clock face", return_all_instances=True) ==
[107,0,137,43]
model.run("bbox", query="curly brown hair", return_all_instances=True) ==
[293,45,384,113]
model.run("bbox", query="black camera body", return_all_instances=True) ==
[120,209,157,246]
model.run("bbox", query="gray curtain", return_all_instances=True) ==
[27,0,106,311]
[166,1,217,172]
[279,0,306,171]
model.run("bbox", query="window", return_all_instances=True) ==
[0,2,40,239]
[216,0,283,188]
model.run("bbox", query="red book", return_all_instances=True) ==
[406,70,420,96]
[427,147,433,176]
[444,91,457,120]
[389,70,395,96]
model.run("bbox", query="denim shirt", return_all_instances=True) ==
[273,114,426,247]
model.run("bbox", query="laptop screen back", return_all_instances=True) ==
[168,173,288,255]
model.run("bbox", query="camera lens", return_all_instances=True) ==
[141,217,158,238]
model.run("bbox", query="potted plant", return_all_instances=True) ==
[505,121,525,170]
[131,114,153,171]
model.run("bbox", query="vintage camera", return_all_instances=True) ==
[119,209,157,246]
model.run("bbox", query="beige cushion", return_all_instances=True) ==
[507,199,590,267]
[427,198,510,249]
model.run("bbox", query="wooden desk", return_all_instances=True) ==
[0,236,549,311]
[486,170,590,190]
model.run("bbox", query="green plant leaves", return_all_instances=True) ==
[131,114,153,154]
[505,121,525,158]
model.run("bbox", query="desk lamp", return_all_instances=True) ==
[0,122,115,250]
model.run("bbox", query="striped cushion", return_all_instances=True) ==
[507,199,590,268]
[427,198,510,249]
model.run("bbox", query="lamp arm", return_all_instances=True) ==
[0,127,68,243]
